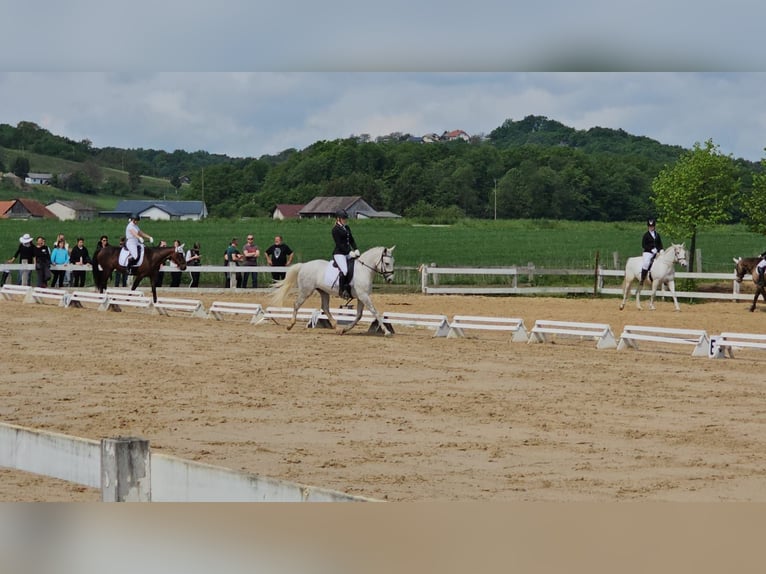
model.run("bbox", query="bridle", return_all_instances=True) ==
[356,249,395,281]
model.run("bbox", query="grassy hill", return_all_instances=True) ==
[1,145,175,209]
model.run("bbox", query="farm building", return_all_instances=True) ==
[99,200,208,221]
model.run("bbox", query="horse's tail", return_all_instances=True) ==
[270,263,301,307]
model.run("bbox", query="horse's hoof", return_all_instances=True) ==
[619,304,624,311]
[286,324,294,331]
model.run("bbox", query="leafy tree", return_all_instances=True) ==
[12,156,30,179]
[651,139,739,270]
[740,152,766,234]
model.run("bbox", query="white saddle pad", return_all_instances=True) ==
[322,261,354,288]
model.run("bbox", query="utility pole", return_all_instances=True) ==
[493,178,497,220]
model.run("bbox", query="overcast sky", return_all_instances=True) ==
[1,73,765,162]
[2,2,766,162]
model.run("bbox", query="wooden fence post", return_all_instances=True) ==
[695,248,702,272]
[612,251,620,270]
[101,436,151,502]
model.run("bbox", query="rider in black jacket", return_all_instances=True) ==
[332,209,359,299]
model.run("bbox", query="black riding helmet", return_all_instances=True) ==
[131,212,141,221]
[335,209,349,219]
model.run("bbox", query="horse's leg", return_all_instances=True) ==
[619,277,631,310]
[634,279,643,310]
[318,290,339,332]
[287,288,312,331]
[337,299,364,335]
[648,279,659,310]
[666,279,680,311]
[357,292,392,336]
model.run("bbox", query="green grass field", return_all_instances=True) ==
[2,217,763,273]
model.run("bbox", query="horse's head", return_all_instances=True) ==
[170,250,188,270]
[367,245,396,283]
[733,256,749,283]
[672,243,688,267]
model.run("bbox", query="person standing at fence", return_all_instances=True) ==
[94,235,111,285]
[224,238,243,288]
[241,234,260,288]
[7,233,36,286]
[265,234,294,282]
[55,233,71,286]
[185,242,202,287]
[34,236,52,288]
[50,238,70,288]
[69,237,91,288]
[640,218,663,284]
[169,239,184,288]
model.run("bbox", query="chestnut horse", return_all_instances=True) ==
[93,245,187,302]
[734,256,766,312]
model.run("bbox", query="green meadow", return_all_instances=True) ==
[2,218,763,273]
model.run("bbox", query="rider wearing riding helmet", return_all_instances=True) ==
[641,217,663,284]
[125,213,154,269]
[332,208,359,299]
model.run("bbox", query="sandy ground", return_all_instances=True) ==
[2,285,766,502]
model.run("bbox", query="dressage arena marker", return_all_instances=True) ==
[256,306,318,327]
[152,296,207,319]
[26,287,70,307]
[208,301,265,324]
[528,319,617,349]
[708,332,766,359]
[1,284,32,301]
[447,315,528,341]
[617,325,710,357]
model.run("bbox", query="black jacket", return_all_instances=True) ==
[332,223,357,255]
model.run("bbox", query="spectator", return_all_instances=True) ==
[55,233,71,286]
[185,242,202,288]
[224,238,242,288]
[7,233,36,286]
[94,235,111,285]
[265,234,294,281]
[114,237,128,287]
[69,237,91,288]
[241,234,260,288]
[156,240,168,287]
[169,239,184,288]
[50,238,70,288]
[34,236,52,288]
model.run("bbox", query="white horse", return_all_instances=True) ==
[619,243,688,311]
[270,246,396,335]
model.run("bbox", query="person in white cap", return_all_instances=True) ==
[6,233,36,285]
[125,213,154,269]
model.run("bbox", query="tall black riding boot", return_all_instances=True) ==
[758,268,765,287]
[640,268,648,283]
[338,273,349,298]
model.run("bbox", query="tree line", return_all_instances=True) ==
[1,116,764,232]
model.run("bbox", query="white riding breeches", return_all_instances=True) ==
[334,254,348,275]
[126,238,140,259]
[642,252,654,270]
